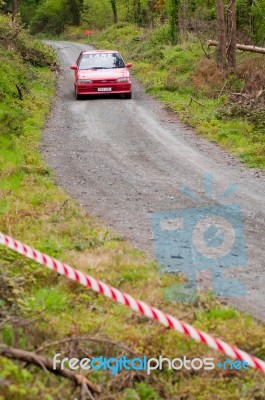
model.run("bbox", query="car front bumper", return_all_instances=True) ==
[76,82,131,95]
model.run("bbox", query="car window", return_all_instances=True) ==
[78,53,125,70]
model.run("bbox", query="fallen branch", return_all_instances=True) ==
[207,40,265,54]
[0,345,101,395]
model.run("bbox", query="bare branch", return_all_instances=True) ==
[81,379,96,400]
[0,345,101,395]
[194,21,211,59]
[16,84,23,100]
[186,97,204,108]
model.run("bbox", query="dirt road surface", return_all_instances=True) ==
[42,41,265,321]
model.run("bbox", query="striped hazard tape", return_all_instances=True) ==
[0,232,264,374]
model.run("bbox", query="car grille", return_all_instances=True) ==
[92,79,116,84]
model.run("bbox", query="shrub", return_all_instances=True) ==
[17,37,56,67]
[191,59,226,97]
[236,56,265,95]
[163,67,190,92]
[148,23,171,45]
[0,15,57,67]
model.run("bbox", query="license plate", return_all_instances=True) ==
[98,87,111,92]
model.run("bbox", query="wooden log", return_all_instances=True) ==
[207,40,265,54]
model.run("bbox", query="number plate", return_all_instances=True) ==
[98,87,112,92]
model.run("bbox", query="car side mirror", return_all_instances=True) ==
[126,63,132,68]
[70,65,78,70]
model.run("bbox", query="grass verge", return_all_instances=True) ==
[0,17,265,400]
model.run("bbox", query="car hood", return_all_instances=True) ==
[78,68,130,80]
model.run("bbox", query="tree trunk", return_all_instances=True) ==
[181,0,187,30]
[227,0,237,69]
[12,0,18,29]
[133,0,141,24]
[170,0,180,44]
[215,0,226,68]
[110,0,118,24]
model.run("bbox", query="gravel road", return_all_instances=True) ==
[42,41,265,321]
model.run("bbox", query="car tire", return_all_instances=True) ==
[75,86,82,100]
[124,92,132,99]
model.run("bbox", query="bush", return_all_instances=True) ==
[218,56,265,130]
[163,67,190,92]
[0,106,27,136]
[191,59,226,98]
[0,15,57,138]
[16,32,57,67]
[0,15,57,67]
[148,23,171,45]
[236,56,265,95]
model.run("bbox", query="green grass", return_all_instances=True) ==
[0,17,265,400]
[65,22,265,169]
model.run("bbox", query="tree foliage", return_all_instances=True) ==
[2,0,83,34]
[30,0,82,34]
[0,0,264,46]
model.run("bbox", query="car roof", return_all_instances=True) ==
[81,50,119,55]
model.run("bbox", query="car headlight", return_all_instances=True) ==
[116,78,130,82]
[77,79,92,84]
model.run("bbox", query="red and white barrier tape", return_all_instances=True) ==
[0,231,265,374]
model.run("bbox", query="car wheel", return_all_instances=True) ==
[75,86,82,100]
[124,92,132,99]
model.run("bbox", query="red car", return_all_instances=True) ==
[70,50,132,100]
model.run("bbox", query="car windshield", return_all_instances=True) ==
[79,53,125,70]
